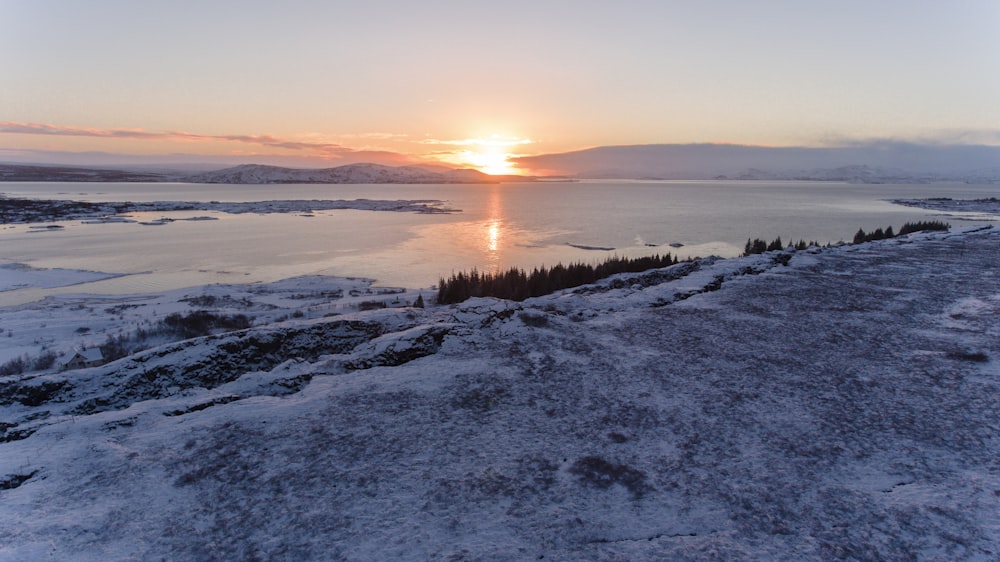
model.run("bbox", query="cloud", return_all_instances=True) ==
[334,132,411,141]
[0,121,398,159]
[0,122,165,140]
[0,122,427,168]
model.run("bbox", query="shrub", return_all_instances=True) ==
[31,350,58,371]
[518,310,549,327]
[0,347,57,375]
[182,295,217,307]
[946,350,989,362]
[569,456,651,498]
[162,311,251,339]
[95,311,254,362]
[0,356,26,376]
[358,300,387,311]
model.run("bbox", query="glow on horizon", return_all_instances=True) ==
[427,135,535,175]
[0,120,540,174]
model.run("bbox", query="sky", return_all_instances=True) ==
[1,0,998,174]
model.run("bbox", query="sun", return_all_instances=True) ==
[440,134,533,176]
[465,148,515,176]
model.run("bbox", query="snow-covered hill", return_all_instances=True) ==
[721,164,1000,184]
[514,142,1000,183]
[184,163,495,184]
[0,162,500,184]
[2,225,999,560]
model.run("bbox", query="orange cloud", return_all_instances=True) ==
[0,121,419,163]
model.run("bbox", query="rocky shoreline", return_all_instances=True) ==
[0,195,458,224]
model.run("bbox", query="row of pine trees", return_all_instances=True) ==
[437,254,680,304]
[745,220,951,256]
[852,220,950,244]
[743,237,818,256]
[438,221,952,304]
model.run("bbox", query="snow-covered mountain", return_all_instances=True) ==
[0,162,500,184]
[9,142,998,184]
[722,164,1000,184]
[514,142,1000,183]
[2,222,999,560]
[184,163,496,184]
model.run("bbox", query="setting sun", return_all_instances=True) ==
[465,149,514,176]
[435,134,533,175]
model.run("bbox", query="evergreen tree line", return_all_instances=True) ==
[743,237,819,256]
[745,220,951,256]
[853,220,950,244]
[439,220,953,304]
[437,254,680,304]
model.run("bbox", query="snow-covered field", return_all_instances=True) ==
[1,222,998,559]
[0,274,426,365]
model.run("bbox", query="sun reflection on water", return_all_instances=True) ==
[487,220,500,252]
[483,187,503,270]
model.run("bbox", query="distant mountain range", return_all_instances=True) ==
[0,163,170,183]
[0,162,501,184]
[512,142,1000,183]
[184,163,498,184]
[3,142,999,184]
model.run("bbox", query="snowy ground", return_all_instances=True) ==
[0,274,427,365]
[1,223,999,559]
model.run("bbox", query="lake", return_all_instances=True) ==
[1,180,997,306]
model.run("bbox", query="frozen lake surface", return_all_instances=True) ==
[1,180,998,306]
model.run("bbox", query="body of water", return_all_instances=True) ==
[1,180,997,305]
